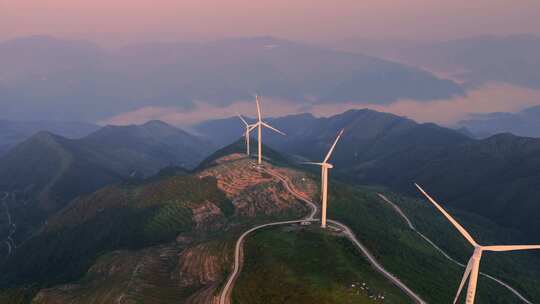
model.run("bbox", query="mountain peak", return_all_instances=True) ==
[28,130,65,144]
[335,108,414,125]
[142,120,177,130]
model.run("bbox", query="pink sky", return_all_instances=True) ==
[2,0,540,46]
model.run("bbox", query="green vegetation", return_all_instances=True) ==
[143,201,194,240]
[0,174,233,295]
[0,288,35,304]
[383,191,540,302]
[233,227,412,304]
[0,157,307,303]
[0,121,214,251]
[328,183,540,303]
[3,148,539,304]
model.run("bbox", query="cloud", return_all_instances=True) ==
[310,83,540,125]
[101,83,540,127]
[100,98,302,126]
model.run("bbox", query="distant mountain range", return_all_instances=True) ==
[457,105,540,138]
[196,109,540,241]
[0,120,213,208]
[0,120,99,156]
[0,35,463,121]
[0,120,213,244]
[337,34,540,89]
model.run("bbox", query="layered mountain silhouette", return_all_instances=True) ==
[0,120,99,156]
[0,120,212,209]
[457,105,540,138]
[337,34,540,89]
[0,121,214,245]
[0,35,463,121]
[196,109,540,240]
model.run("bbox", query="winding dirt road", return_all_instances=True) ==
[219,166,426,304]
[377,193,534,304]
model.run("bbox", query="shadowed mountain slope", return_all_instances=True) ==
[0,121,214,247]
[0,150,313,303]
[0,120,99,156]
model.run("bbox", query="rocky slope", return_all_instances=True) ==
[198,155,309,217]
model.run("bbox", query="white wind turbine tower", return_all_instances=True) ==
[253,95,286,164]
[237,114,256,156]
[415,183,540,304]
[304,129,344,228]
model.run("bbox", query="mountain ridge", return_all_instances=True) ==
[0,120,214,247]
[0,120,99,156]
[196,109,540,240]
[457,105,540,138]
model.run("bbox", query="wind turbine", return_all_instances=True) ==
[237,114,256,156]
[415,183,540,304]
[252,95,286,164]
[304,129,344,228]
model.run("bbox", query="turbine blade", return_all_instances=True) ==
[301,162,325,166]
[415,183,478,246]
[256,95,262,122]
[323,129,344,163]
[483,245,540,252]
[247,124,257,132]
[261,121,286,135]
[237,114,249,126]
[453,258,474,304]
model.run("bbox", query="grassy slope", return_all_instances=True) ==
[329,183,540,303]
[233,227,412,304]
[0,175,232,290]
[383,191,540,302]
